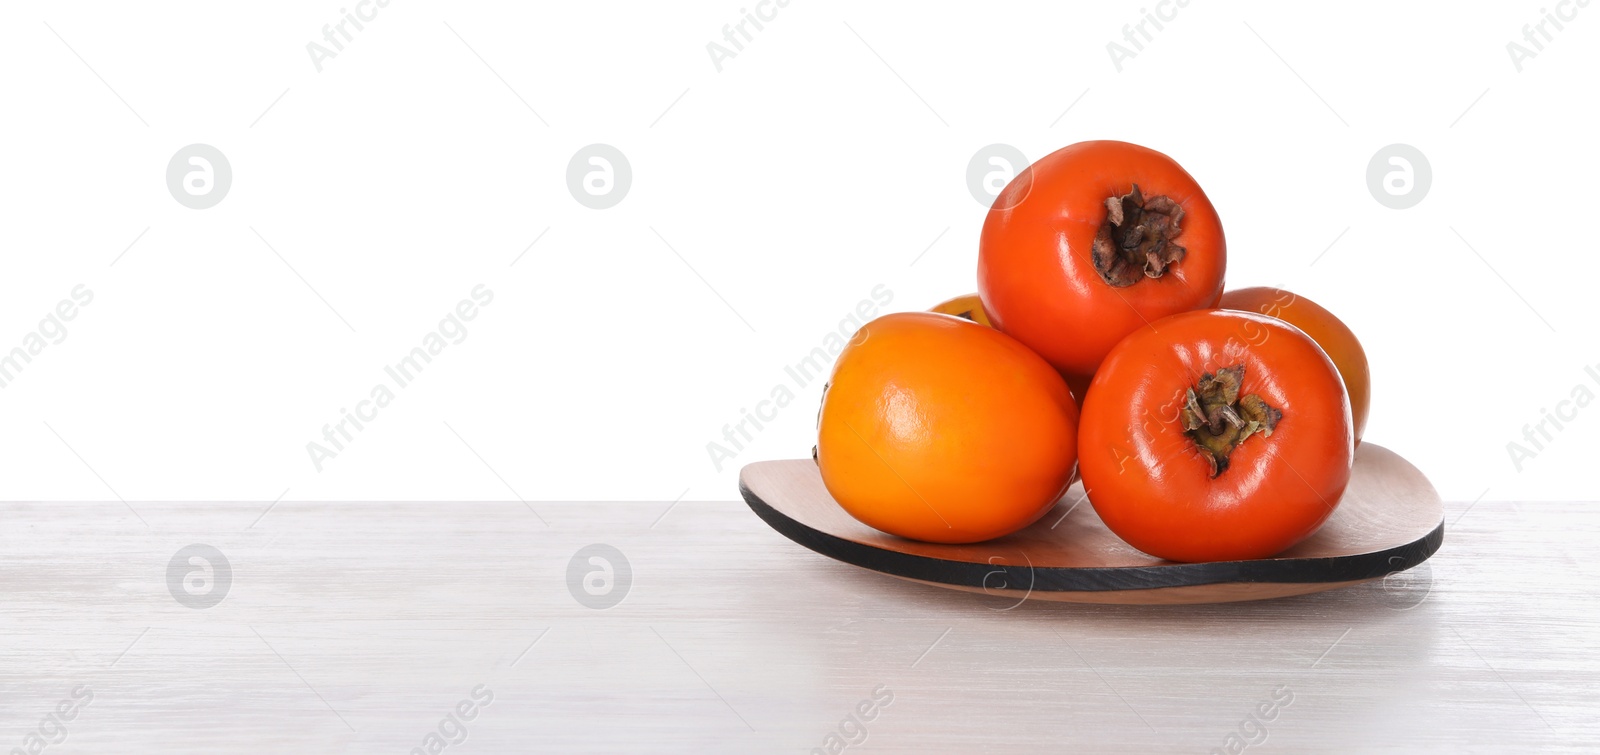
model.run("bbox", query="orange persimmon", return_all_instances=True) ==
[929,293,993,327]
[1220,287,1371,444]
[816,312,1079,543]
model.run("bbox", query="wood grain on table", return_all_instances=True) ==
[0,497,1595,753]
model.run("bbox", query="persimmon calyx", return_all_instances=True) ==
[1180,365,1282,478]
[1092,184,1187,287]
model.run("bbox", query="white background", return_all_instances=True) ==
[0,0,1595,503]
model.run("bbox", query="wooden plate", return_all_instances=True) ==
[739,443,1442,604]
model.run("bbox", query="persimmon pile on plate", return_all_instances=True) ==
[814,141,1372,563]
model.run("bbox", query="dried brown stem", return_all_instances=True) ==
[1092,184,1187,287]
[1178,365,1282,478]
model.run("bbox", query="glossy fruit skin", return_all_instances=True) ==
[978,141,1226,386]
[1219,287,1371,444]
[1078,309,1353,562]
[929,293,993,327]
[817,312,1079,543]
[928,294,1083,488]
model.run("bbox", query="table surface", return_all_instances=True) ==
[0,495,1595,754]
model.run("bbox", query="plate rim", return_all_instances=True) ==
[739,474,1444,593]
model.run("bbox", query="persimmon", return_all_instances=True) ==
[978,141,1226,389]
[1220,287,1371,444]
[929,293,993,327]
[816,312,1079,543]
[1078,309,1353,562]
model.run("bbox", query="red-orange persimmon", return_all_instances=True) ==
[1078,309,1353,562]
[978,141,1226,389]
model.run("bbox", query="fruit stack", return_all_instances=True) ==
[815,141,1371,563]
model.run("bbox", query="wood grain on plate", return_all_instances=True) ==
[740,442,1443,604]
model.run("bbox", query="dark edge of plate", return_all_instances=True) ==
[741,481,1444,592]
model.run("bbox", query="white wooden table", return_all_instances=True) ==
[1,497,1595,753]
